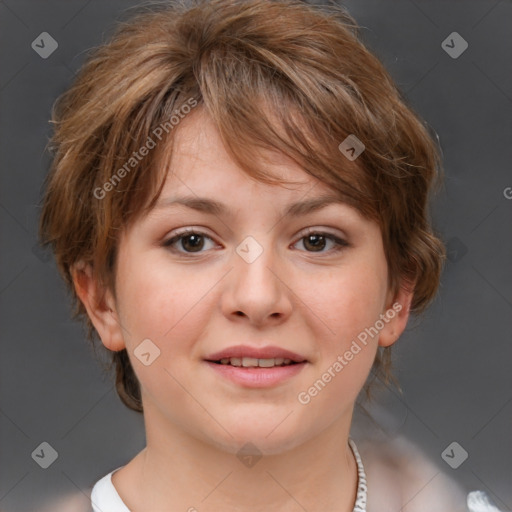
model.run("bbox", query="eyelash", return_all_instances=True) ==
[162,228,350,256]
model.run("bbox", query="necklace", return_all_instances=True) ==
[348,439,368,512]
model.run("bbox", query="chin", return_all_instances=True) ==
[204,421,307,457]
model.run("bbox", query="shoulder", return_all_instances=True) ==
[38,487,93,512]
[356,435,468,512]
[38,468,127,512]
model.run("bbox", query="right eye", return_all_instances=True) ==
[162,228,217,255]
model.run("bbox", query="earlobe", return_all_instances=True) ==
[71,262,126,352]
[378,282,414,348]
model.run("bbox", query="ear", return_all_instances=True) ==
[71,262,126,352]
[378,280,415,348]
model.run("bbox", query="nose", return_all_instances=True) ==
[221,237,293,326]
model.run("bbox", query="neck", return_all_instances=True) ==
[113,404,359,512]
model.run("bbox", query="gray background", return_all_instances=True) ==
[1,0,511,510]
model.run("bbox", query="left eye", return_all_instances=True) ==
[293,231,349,253]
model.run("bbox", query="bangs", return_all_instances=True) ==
[196,35,381,220]
[143,83,381,225]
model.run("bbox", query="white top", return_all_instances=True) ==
[91,466,129,512]
[88,439,502,512]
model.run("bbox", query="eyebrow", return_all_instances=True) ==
[154,193,349,217]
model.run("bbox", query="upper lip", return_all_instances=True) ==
[205,345,307,363]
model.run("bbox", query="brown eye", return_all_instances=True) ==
[296,232,349,253]
[303,233,327,252]
[179,233,205,252]
[163,230,215,254]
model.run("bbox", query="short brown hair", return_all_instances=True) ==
[40,0,445,413]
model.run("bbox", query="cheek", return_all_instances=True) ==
[299,258,388,346]
[113,251,213,401]
[293,252,388,402]
[295,269,385,413]
[115,249,216,345]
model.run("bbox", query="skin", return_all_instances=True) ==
[74,108,413,512]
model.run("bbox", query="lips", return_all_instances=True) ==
[204,345,308,387]
[205,345,307,364]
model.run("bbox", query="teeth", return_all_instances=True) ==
[242,357,259,367]
[218,357,296,367]
[257,358,275,368]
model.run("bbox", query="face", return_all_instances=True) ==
[84,108,410,456]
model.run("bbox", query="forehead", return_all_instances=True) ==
[157,107,335,203]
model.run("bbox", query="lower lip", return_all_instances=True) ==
[205,361,307,387]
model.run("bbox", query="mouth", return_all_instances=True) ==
[207,357,301,368]
[203,345,308,387]
[204,345,308,367]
